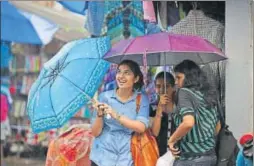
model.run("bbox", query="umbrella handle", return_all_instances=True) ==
[164,53,167,94]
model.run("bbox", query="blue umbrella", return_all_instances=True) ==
[27,37,111,133]
[1,1,58,45]
[58,1,88,15]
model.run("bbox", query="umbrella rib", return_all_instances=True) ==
[121,38,136,55]
[59,74,93,102]
[48,84,61,127]
[197,53,204,64]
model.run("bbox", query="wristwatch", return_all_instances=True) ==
[97,111,104,117]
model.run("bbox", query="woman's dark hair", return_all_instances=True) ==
[174,60,217,109]
[118,60,144,91]
[155,72,175,88]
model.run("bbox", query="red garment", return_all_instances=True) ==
[1,94,9,122]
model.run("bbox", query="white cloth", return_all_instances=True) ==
[156,151,175,166]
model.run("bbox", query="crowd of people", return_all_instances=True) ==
[87,59,253,166]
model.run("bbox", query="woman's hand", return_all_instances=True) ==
[92,101,105,117]
[168,138,180,157]
[158,94,170,106]
[100,103,117,119]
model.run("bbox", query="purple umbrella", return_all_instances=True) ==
[104,32,227,93]
[104,32,226,66]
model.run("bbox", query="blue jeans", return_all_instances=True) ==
[173,155,217,166]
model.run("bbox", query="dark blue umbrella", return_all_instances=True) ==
[58,1,88,15]
[1,1,58,44]
[27,37,111,133]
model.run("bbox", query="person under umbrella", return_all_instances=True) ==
[90,60,150,166]
[168,60,221,166]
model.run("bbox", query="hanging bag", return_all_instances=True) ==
[131,94,159,166]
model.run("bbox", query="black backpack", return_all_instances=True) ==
[215,100,239,166]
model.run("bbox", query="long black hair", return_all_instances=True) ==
[118,60,144,91]
[174,60,217,109]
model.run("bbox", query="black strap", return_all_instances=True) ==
[216,98,226,128]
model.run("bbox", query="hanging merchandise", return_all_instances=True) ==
[102,1,145,44]
[85,1,105,37]
[1,85,13,105]
[1,41,13,68]
[24,56,41,73]
[59,1,88,15]
[167,2,180,27]
[85,1,145,44]
[20,75,38,95]
[170,10,224,49]
[153,2,181,31]
[1,117,11,141]
[1,68,10,76]
[1,94,9,122]
[13,100,27,118]
[143,1,156,23]
[1,76,11,87]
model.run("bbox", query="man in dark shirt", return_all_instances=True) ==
[150,71,175,156]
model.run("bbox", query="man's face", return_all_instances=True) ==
[155,78,174,95]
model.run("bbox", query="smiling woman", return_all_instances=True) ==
[90,60,150,166]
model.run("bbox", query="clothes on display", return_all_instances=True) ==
[13,100,27,118]
[12,55,44,73]
[153,1,180,31]
[102,1,145,44]
[143,1,156,23]
[85,1,145,44]
[1,41,13,68]
[85,2,105,37]
[1,85,13,105]
[20,75,38,95]
[1,76,11,87]
[1,94,9,122]
[170,10,224,49]
[1,117,11,141]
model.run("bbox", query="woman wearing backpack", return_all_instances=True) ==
[168,60,221,166]
[90,60,150,166]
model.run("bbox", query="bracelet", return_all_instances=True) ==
[116,113,122,124]
[97,111,104,117]
[155,113,163,118]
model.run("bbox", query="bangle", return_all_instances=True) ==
[97,111,104,117]
[155,113,163,118]
[116,113,122,124]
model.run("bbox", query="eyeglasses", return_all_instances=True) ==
[116,70,133,77]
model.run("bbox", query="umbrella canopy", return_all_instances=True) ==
[1,1,58,45]
[104,32,227,66]
[27,37,111,133]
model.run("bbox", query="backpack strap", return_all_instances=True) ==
[136,94,142,113]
